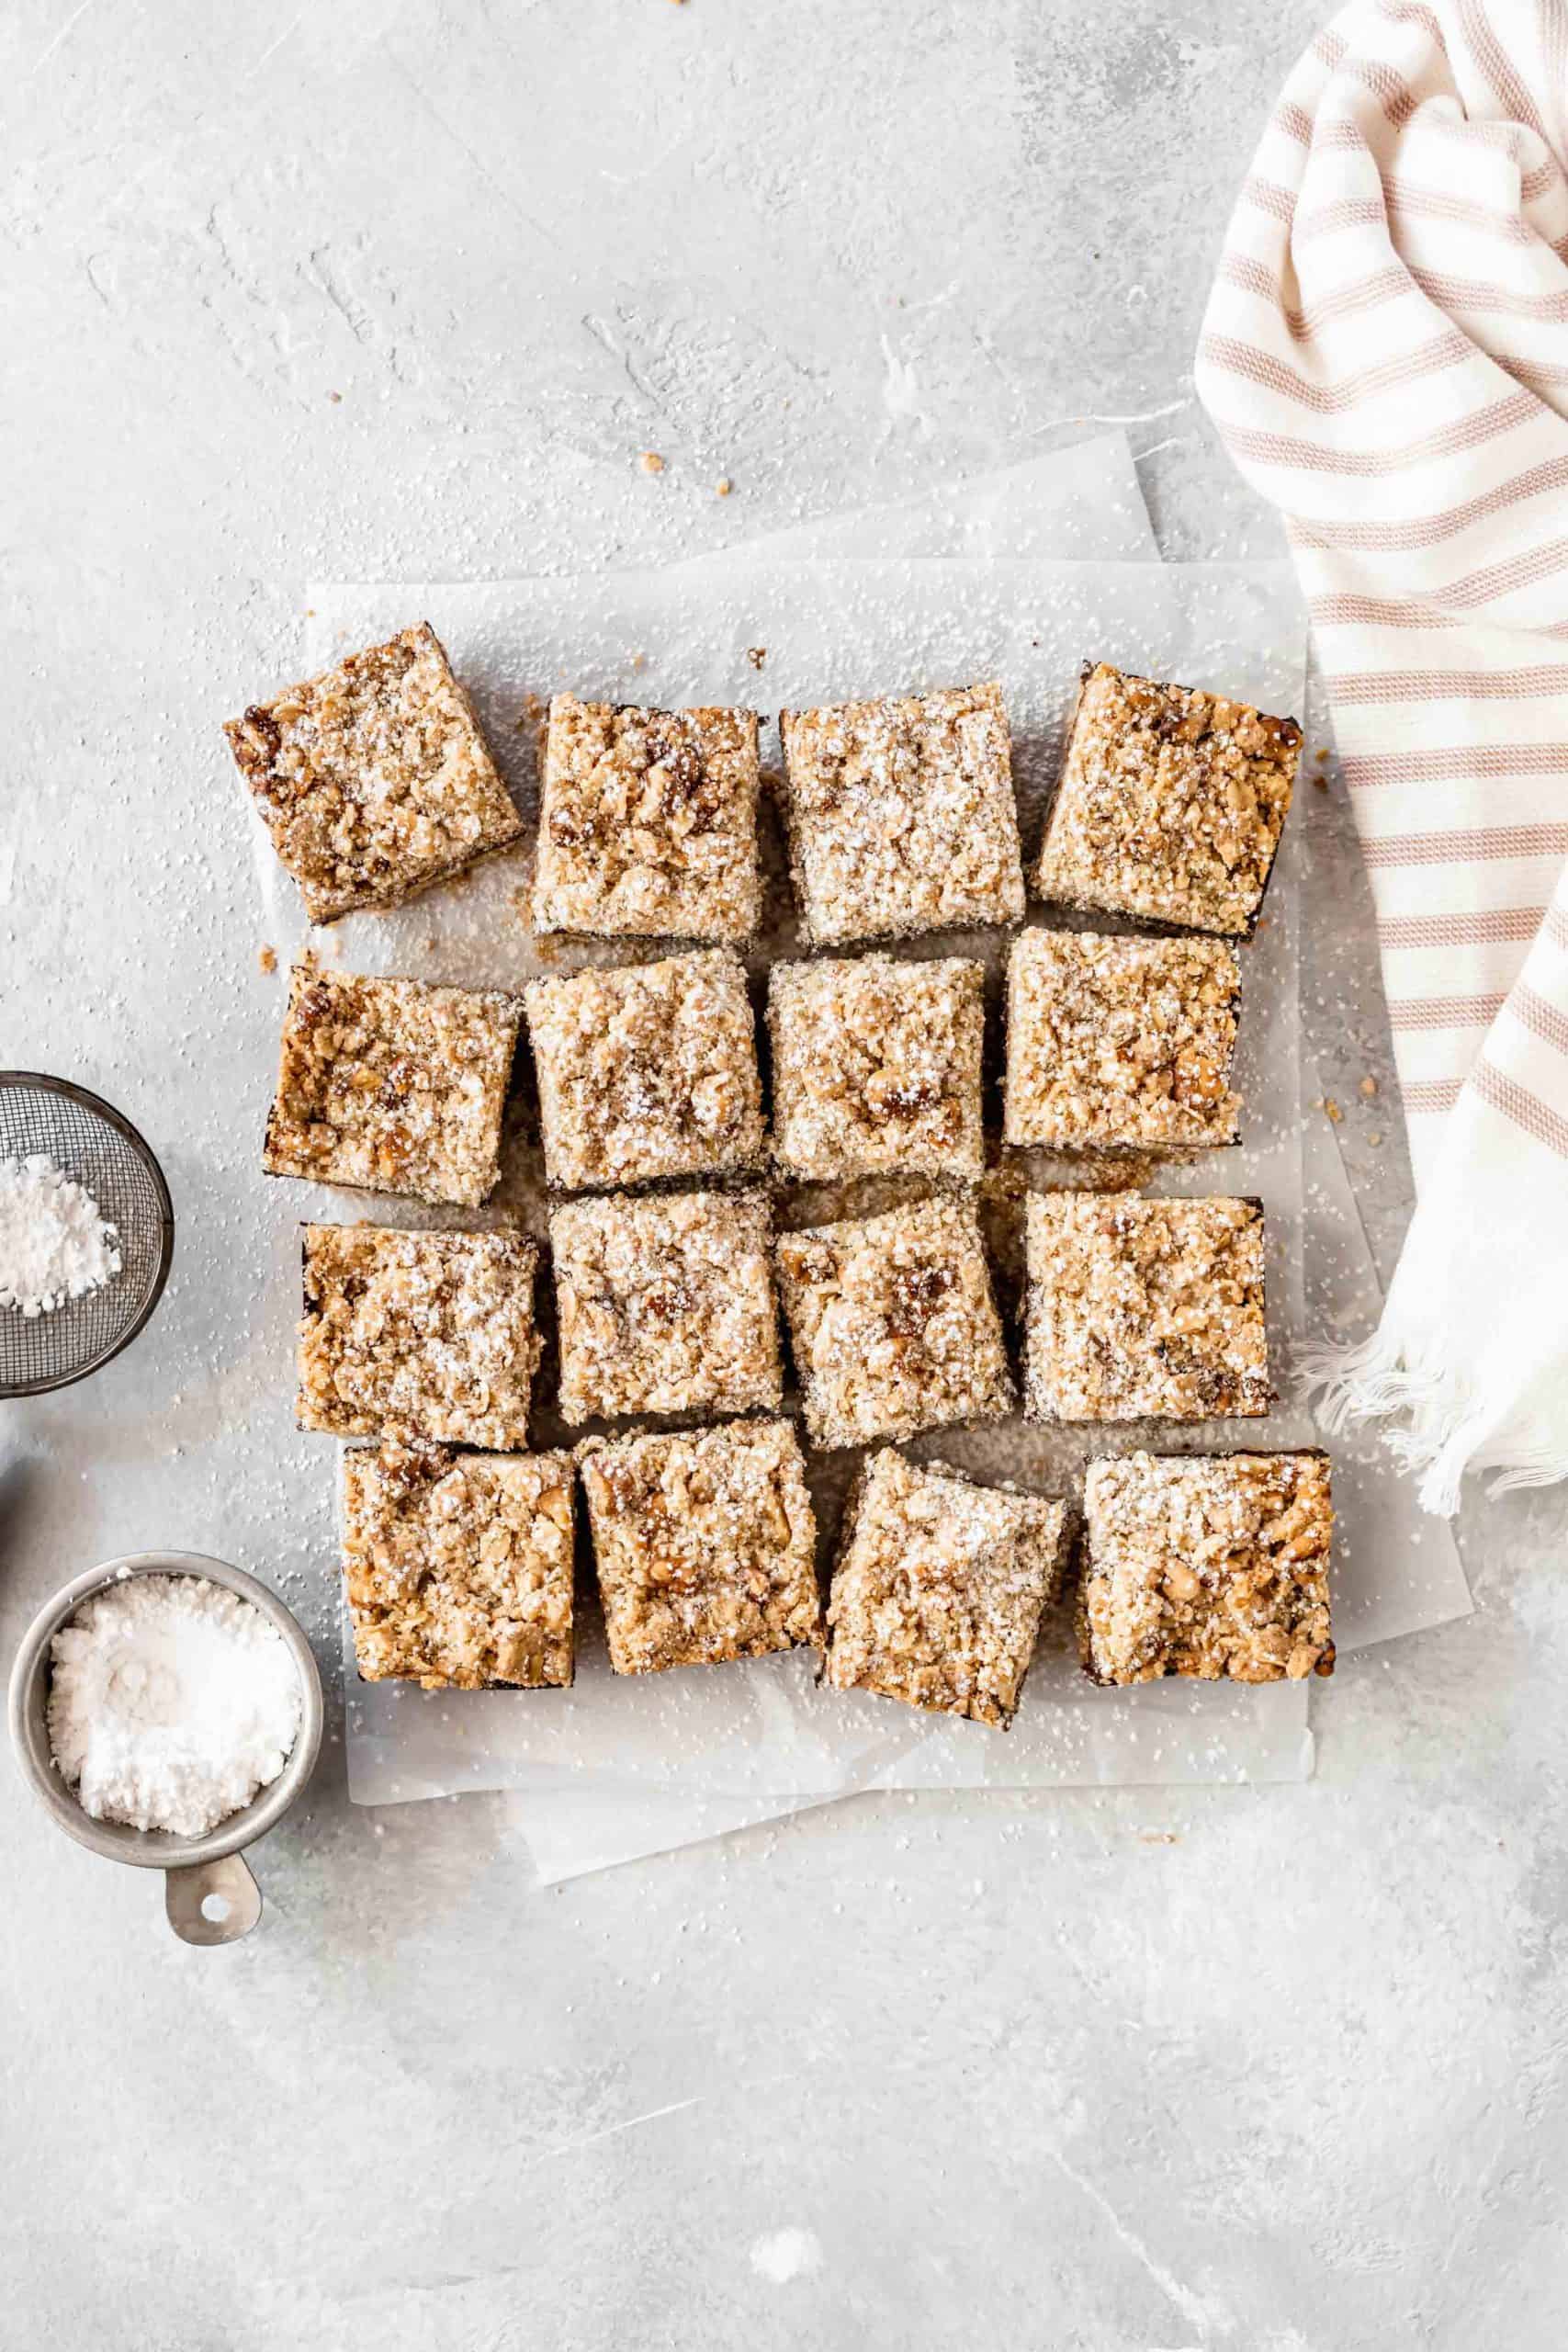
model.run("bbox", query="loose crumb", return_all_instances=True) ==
[1368,1131,1383,1147]
[746,647,767,670]
[640,451,666,475]
[1322,1097,1343,1124]
[716,478,732,496]
[327,390,342,404]
[1359,1076,1378,1098]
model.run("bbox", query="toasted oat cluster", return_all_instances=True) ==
[531,694,762,942]
[525,947,766,1191]
[1078,1451,1334,1686]
[226,623,522,924]
[1004,929,1241,1152]
[550,1189,782,1423]
[777,682,1025,946]
[768,954,985,1182]
[298,1224,540,1449]
[1035,662,1301,938]
[343,1439,575,1690]
[775,1193,1013,1450]
[577,1419,821,1675]
[1024,1192,1269,1423]
[824,1449,1067,1728]
[264,962,522,1206]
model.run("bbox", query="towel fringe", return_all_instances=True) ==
[1298,1337,1568,1516]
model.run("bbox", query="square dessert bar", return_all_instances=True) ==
[531,693,762,943]
[1035,662,1302,938]
[824,1449,1067,1728]
[768,954,985,1183]
[1024,1192,1270,1423]
[1004,929,1241,1152]
[550,1188,783,1424]
[342,1439,575,1690]
[264,961,522,1206]
[1078,1451,1334,1687]
[298,1224,541,1450]
[577,1418,820,1676]
[774,1193,1013,1450]
[525,947,766,1191]
[225,622,522,924]
[777,681,1025,946]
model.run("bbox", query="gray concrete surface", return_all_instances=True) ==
[5,4,1565,2347]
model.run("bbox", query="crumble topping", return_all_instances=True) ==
[226,623,522,923]
[1004,929,1241,1152]
[299,1224,540,1449]
[343,1439,575,1690]
[551,1188,782,1422]
[1035,662,1301,938]
[1024,1192,1270,1422]
[578,1419,821,1675]
[264,961,522,1207]
[531,693,762,943]
[777,681,1025,945]
[824,1449,1067,1727]
[525,947,766,1190]
[1078,1451,1334,1686]
[775,1193,1013,1450]
[768,954,985,1182]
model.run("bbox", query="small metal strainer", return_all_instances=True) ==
[0,1074,175,1397]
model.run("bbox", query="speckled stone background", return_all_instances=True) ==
[6,5,1565,2346]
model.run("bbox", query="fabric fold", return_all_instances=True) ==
[1197,0,1568,1510]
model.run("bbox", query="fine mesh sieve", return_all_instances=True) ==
[0,1074,175,1397]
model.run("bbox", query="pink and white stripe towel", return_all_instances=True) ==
[1196,0,1568,1511]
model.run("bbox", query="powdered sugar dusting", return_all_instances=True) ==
[0,1153,122,1317]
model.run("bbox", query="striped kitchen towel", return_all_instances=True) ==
[1195,0,1568,1512]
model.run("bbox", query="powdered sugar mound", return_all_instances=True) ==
[48,1575,303,1838]
[0,1153,121,1317]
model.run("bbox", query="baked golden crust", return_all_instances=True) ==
[577,1419,820,1675]
[299,1224,540,1448]
[550,1189,782,1423]
[343,1440,575,1690]
[775,1193,1013,1450]
[264,961,522,1207]
[1024,1192,1269,1422]
[824,1449,1066,1727]
[768,954,985,1182]
[1078,1451,1334,1686]
[1004,928,1241,1152]
[531,694,762,942]
[525,947,766,1191]
[226,623,522,923]
[1035,662,1301,938]
[777,682,1025,946]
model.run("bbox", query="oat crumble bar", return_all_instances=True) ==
[531,693,762,943]
[577,1418,820,1675]
[768,954,985,1183]
[225,623,522,924]
[550,1188,783,1423]
[824,1449,1067,1728]
[264,961,522,1206]
[298,1224,541,1449]
[774,1193,1013,1450]
[777,682,1025,946]
[1024,1192,1270,1423]
[343,1439,575,1690]
[1004,929,1241,1153]
[1077,1450,1334,1686]
[1035,662,1302,938]
[525,947,766,1191]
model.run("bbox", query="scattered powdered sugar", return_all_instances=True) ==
[48,1575,303,1838]
[0,1153,122,1317]
[749,2229,823,2284]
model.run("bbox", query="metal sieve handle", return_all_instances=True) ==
[164,1852,262,1945]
